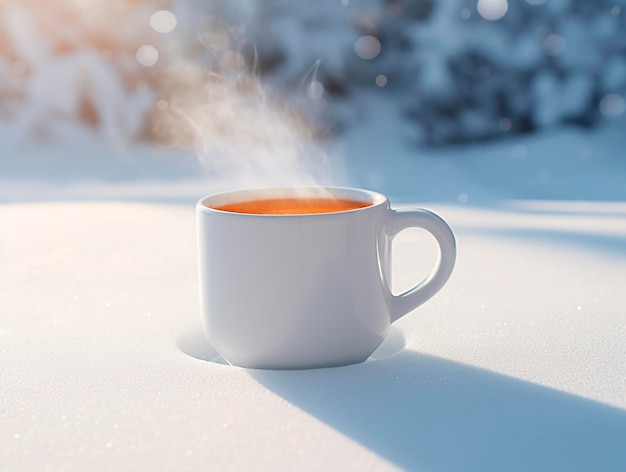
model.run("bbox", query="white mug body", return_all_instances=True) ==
[197,187,455,369]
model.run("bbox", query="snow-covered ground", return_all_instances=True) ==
[1,91,626,470]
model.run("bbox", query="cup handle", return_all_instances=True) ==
[385,208,456,323]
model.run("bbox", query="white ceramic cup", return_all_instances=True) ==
[197,187,456,369]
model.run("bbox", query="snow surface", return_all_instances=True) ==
[1,92,626,470]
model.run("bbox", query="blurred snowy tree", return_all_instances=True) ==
[1,0,624,146]
[0,0,163,143]
[403,0,626,144]
[204,0,626,145]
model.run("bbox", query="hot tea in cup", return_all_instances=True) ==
[212,197,372,215]
[197,186,456,369]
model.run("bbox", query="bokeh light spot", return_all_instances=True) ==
[477,0,508,21]
[354,35,382,60]
[150,10,178,34]
[461,8,471,19]
[375,75,388,87]
[136,45,159,67]
[499,118,512,131]
[599,94,626,118]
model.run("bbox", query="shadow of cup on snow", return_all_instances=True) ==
[250,351,626,471]
[176,324,626,470]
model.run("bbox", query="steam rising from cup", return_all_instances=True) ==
[152,25,334,193]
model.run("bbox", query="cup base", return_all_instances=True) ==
[177,325,406,369]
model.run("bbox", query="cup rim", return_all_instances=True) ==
[196,186,388,217]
